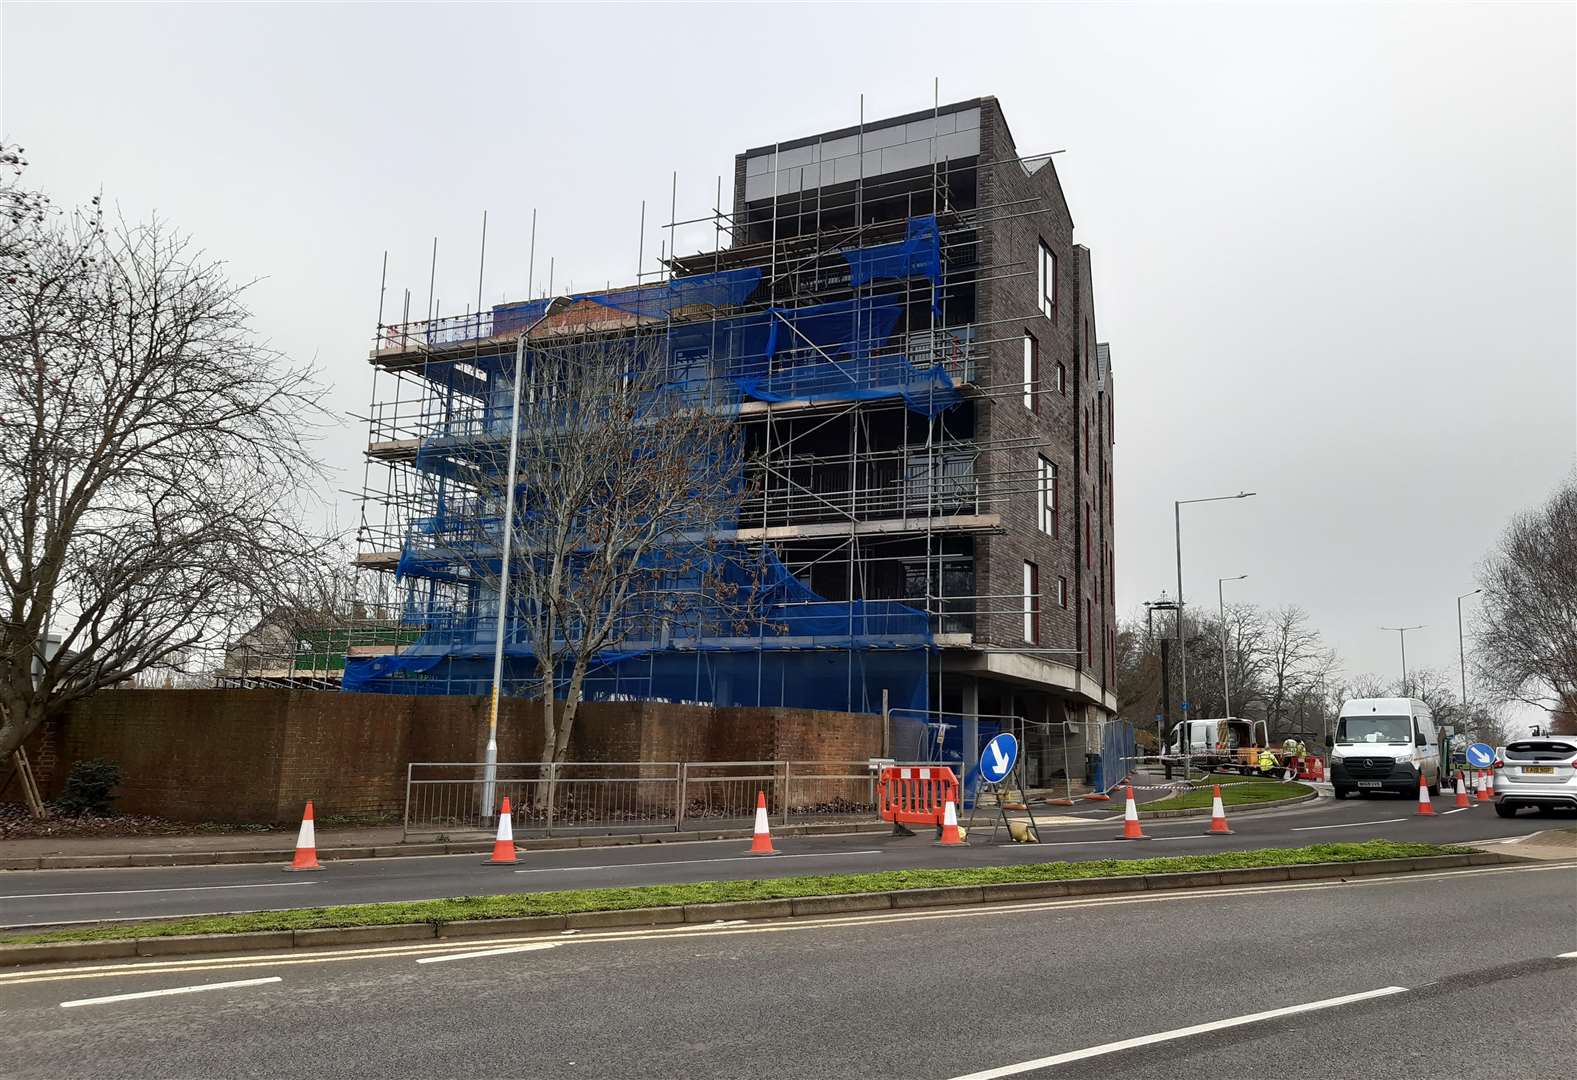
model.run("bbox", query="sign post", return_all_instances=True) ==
[969,733,1040,844]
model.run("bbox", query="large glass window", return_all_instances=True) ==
[1023,332,1039,412]
[1038,455,1058,535]
[1023,561,1040,644]
[1038,240,1057,320]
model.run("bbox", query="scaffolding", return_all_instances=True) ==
[350,100,1074,736]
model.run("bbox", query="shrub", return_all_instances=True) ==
[54,759,122,817]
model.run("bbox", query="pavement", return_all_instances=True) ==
[0,858,1569,1078]
[1,789,1569,930]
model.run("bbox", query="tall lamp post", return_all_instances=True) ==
[1380,624,1425,696]
[1147,595,1178,751]
[1456,589,1481,734]
[1174,491,1256,723]
[484,296,569,820]
[1218,574,1247,719]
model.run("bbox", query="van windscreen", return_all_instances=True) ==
[1335,715,1411,744]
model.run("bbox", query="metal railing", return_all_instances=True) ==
[403,759,883,840]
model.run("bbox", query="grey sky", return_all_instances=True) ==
[6,2,1574,711]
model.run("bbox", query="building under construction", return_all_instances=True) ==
[349,97,1120,777]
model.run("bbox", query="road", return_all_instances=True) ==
[0,793,1566,929]
[0,860,1570,1078]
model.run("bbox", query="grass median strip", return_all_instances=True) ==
[1128,775,1313,813]
[0,840,1465,946]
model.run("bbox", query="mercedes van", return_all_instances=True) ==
[1326,697,1440,799]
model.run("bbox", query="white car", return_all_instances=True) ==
[1493,736,1577,817]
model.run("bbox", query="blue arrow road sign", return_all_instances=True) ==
[979,732,1019,785]
[1465,742,1495,769]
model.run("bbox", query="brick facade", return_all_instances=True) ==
[974,97,1115,699]
[31,690,883,824]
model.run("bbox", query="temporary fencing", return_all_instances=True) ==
[877,765,961,828]
[404,759,881,840]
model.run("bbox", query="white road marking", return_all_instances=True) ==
[3,863,1567,989]
[1290,818,1407,831]
[416,942,558,965]
[60,976,281,1009]
[1559,951,1577,959]
[0,882,318,902]
[940,986,1410,1080]
[1440,807,1471,816]
[512,850,883,873]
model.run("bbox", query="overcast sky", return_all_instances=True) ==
[6,3,1574,717]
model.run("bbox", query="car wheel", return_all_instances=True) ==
[1427,779,1440,797]
[1494,802,1518,818]
[1333,787,1351,800]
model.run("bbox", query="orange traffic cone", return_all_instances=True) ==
[748,790,777,855]
[487,796,517,864]
[934,798,966,846]
[1454,773,1470,809]
[1204,785,1233,834]
[285,801,323,872]
[1416,773,1435,816]
[1116,785,1148,840]
[1476,769,1492,802]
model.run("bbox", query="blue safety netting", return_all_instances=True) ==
[492,267,765,337]
[347,217,963,711]
[843,216,943,308]
[344,544,933,713]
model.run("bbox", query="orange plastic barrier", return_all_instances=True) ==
[878,766,961,827]
[1294,756,1325,781]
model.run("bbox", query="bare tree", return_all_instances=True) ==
[1338,672,1392,702]
[1261,605,1334,738]
[476,324,761,766]
[0,168,329,777]
[1473,472,1577,718]
[1218,602,1269,720]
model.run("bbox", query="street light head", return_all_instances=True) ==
[1238,491,1256,499]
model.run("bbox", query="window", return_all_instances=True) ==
[1083,407,1090,468]
[1055,362,1067,395]
[1023,561,1040,644]
[1057,576,1068,608]
[1037,240,1057,320]
[1086,598,1094,665]
[1022,333,1039,413]
[1037,455,1058,535]
[1085,504,1092,568]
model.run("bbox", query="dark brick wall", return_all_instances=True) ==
[32,690,882,824]
[974,97,1094,683]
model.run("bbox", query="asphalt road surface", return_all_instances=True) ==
[0,792,1564,929]
[0,793,1565,929]
[0,860,1570,1079]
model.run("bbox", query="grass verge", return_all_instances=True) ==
[1122,774,1313,814]
[0,840,1465,946]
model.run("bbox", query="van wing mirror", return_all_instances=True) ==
[1415,732,1427,747]
[1324,734,1333,748]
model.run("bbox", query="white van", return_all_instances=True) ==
[1326,697,1440,799]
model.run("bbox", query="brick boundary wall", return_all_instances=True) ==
[25,689,884,825]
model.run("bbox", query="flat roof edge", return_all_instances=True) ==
[738,97,986,159]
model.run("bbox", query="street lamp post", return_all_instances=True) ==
[1380,624,1425,696]
[1218,574,1247,719]
[483,296,568,820]
[1456,589,1481,734]
[1147,595,1177,751]
[1174,491,1256,729]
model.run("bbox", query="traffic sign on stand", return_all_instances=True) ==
[1465,742,1495,770]
[979,732,1019,785]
